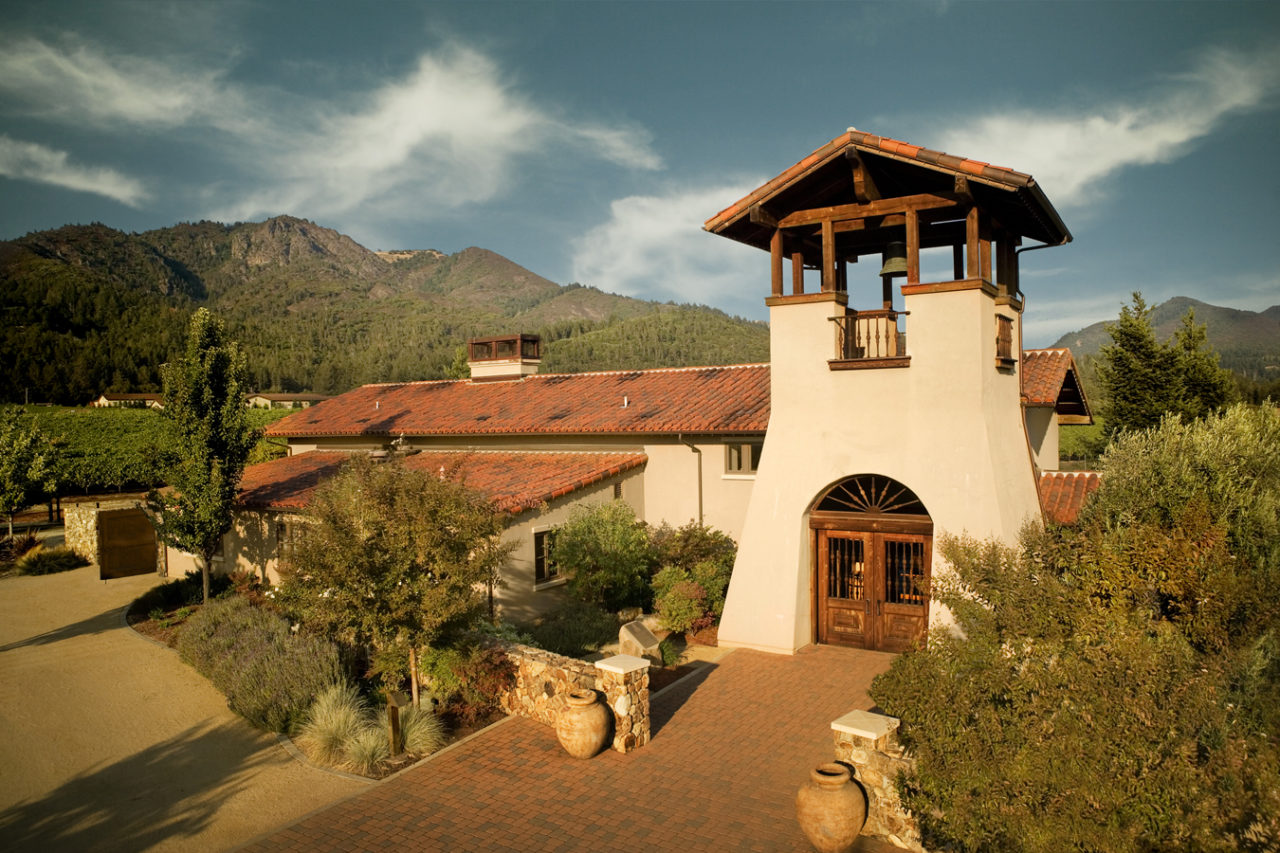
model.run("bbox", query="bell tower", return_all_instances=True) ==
[705,129,1072,654]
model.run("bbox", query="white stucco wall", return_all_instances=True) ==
[1024,405,1059,472]
[497,470,644,623]
[718,285,1043,654]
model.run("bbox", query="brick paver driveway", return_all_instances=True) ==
[241,645,899,852]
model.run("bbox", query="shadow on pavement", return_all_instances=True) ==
[0,720,270,853]
[649,662,717,738]
[0,605,127,653]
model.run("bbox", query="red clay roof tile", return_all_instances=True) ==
[238,450,647,516]
[266,364,770,439]
[268,351,1087,440]
[1038,470,1102,525]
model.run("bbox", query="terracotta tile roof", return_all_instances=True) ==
[1022,348,1073,405]
[704,128,1070,246]
[1021,348,1092,421]
[237,450,648,516]
[265,364,770,439]
[1039,471,1102,525]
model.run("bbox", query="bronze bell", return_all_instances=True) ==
[879,241,908,278]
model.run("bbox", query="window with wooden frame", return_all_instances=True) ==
[534,529,559,585]
[725,441,764,475]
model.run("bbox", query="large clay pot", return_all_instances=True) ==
[555,689,610,759]
[795,763,867,853]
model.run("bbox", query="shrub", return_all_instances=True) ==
[648,520,736,575]
[440,645,515,727]
[656,580,707,633]
[523,600,618,657]
[551,501,653,611]
[657,636,681,668]
[689,559,732,618]
[651,558,732,631]
[13,545,88,575]
[872,535,1277,851]
[177,596,343,732]
[132,570,230,617]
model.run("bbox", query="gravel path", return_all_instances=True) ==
[0,563,366,852]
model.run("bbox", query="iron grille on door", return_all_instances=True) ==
[884,540,926,605]
[827,537,865,600]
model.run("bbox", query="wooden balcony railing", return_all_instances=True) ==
[832,310,907,362]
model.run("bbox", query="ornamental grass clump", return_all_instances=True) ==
[13,544,88,575]
[297,684,368,767]
[297,684,447,776]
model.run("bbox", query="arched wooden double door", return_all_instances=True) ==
[811,475,932,653]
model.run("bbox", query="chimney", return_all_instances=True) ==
[467,334,541,381]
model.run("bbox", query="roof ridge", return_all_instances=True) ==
[355,362,771,390]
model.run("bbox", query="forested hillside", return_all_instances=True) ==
[1,217,769,404]
[1052,297,1280,380]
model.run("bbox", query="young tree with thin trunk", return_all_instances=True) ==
[147,309,256,602]
[277,455,512,707]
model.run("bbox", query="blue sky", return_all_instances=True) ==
[1,1,1278,346]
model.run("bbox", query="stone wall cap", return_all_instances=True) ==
[595,654,651,675]
[832,709,900,740]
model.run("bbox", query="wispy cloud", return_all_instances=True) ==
[570,181,767,317]
[209,45,659,222]
[0,36,661,221]
[931,44,1280,207]
[0,136,146,206]
[0,36,245,131]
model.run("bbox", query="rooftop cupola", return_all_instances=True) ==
[467,333,541,381]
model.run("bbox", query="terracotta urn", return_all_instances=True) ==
[555,689,610,759]
[795,763,867,853]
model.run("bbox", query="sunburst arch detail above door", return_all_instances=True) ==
[813,474,929,517]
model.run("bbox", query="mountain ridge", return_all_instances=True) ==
[1050,296,1280,379]
[0,216,768,404]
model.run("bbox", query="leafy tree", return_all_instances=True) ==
[871,404,1280,850]
[276,455,511,705]
[1098,293,1234,438]
[551,500,654,611]
[0,407,54,537]
[147,309,256,602]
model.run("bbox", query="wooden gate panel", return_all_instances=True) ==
[98,507,157,580]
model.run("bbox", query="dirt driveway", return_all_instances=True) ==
[0,563,366,852]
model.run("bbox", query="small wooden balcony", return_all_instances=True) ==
[830,310,910,370]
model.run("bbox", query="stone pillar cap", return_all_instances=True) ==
[595,654,650,675]
[832,709,899,740]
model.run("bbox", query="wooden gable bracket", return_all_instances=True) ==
[846,151,882,203]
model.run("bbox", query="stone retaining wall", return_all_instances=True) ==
[498,643,650,754]
[830,710,924,852]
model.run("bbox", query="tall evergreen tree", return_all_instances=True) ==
[147,309,256,602]
[1173,309,1235,420]
[1098,293,1235,439]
